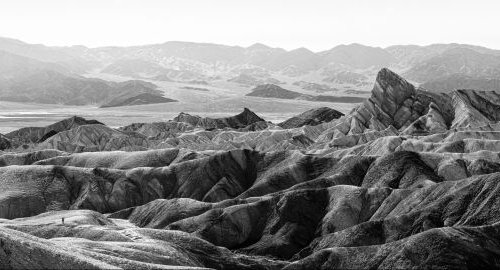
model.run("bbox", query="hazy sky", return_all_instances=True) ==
[0,0,498,51]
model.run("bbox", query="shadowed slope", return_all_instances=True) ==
[3,68,500,269]
[5,116,103,146]
[0,133,11,151]
[173,108,266,130]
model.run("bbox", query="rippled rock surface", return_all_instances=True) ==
[2,68,500,269]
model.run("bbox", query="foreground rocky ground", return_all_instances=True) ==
[1,68,500,269]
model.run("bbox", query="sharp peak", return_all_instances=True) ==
[372,68,416,101]
[376,68,405,81]
[240,107,259,115]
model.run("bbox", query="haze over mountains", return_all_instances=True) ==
[1,36,500,110]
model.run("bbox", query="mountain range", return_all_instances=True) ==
[1,36,500,108]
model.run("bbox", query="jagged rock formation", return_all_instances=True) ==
[0,149,338,218]
[278,107,343,129]
[5,116,103,146]
[119,121,195,139]
[451,89,500,128]
[38,124,148,152]
[4,68,500,269]
[342,68,453,134]
[25,69,500,155]
[0,149,68,166]
[2,148,500,268]
[32,148,205,169]
[173,108,266,130]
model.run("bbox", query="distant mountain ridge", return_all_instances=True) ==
[404,48,500,82]
[2,36,500,107]
[0,69,170,106]
[421,74,500,93]
[246,84,366,103]
[3,36,500,77]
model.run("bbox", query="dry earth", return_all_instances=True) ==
[1,68,500,269]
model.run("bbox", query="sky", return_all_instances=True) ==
[0,0,498,52]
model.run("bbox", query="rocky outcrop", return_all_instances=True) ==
[286,224,500,269]
[5,116,103,146]
[278,107,343,129]
[344,68,453,134]
[101,169,500,268]
[0,149,273,218]
[0,149,68,166]
[38,124,148,152]
[12,69,500,155]
[173,108,266,130]
[119,121,194,139]
[450,89,500,128]
[32,148,204,169]
[2,146,500,268]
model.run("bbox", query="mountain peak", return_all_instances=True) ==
[235,107,265,123]
[361,69,416,127]
[376,68,413,90]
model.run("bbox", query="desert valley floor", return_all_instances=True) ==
[2,68,500,269]
[0,98,357,134]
